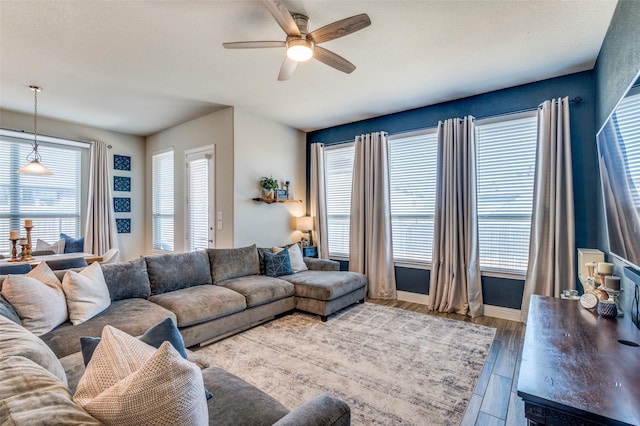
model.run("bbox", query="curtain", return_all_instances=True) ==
[520,97,575,322]
[310,143,330,259]
[428,116,483,317]
[84,141,119,256]
[349,132,396,299]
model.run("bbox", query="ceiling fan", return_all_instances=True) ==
[223,0,371,81]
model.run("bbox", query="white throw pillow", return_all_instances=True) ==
[0,262,68,336]
[272,244,308,273]
[35,238,65,254]
[74,325,208,425]
[62,261,111,325]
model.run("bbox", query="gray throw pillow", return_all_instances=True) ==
[100,258,151,301]
[207,245,260,284]
[145,251,212,295]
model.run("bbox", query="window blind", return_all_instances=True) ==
[186,153,211,251]
[613,90,640,208]
[476,113,537,275]
[152,149,174,252]
[388,130,437,264]
[0,135,82,253]
[324,144,354,258]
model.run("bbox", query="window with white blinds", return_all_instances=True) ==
[152,149,174,252]
[613,89,640,207]
[324,144,354,258]
[186,150,213,251]
[388,129,438,264]
[0,134,83,253]
[475,112,537,275]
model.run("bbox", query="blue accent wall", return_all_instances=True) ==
[308,72,596,308]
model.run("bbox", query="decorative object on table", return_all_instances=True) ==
[295,216,314,247]
[23,219,34,261]
[602,287,624,318]
[116,218,131,234]
[577,248,604,285]
[260,176,279,199]
[275,189,288,200]
[561,289,579,300]
[285,180,293,200]
[18,238,28,262]
[113,154,131,171]
[113,176,131,192]
[16,85,53,175]
[597,299,618,318]
[579,292,599,310]
[113,197,131,213]
[8,236,19,263]
[595,261,614,286]
[604,275,621,291]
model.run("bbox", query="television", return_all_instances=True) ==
[597,74,640,270]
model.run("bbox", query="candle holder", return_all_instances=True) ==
[24,225,34,261]
[8,239,19,262]
[603,287,624,318]
[19,242,28,262]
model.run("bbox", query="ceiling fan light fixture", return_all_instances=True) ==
[286,38,314,62]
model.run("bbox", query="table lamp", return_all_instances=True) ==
[295,216,314,247]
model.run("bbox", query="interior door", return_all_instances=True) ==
[186,147,214,250]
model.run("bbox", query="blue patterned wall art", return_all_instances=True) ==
[113,154,131,171]
[113,197,131,213]
[114,176,131,192]
[116,218,131,234]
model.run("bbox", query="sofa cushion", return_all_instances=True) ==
[62,261,111,325]
[0,355,100,425]
[36,237,65,254]
[208,244,260,284]
[74,326,208,426]
[46,256,89,270]
[1,261,68,336]
[61,233,85,253]
[219,275,294,308]
[100,258,151,301]
[0,263,32,275]
[149,285,247,327]
[0,293,20,324]
[280,271,367,301]
[0,315,68,385]
[145,250,212,295]
[41,298,176,358]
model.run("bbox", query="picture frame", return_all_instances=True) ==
[276,189,288,200]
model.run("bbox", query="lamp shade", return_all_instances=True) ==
[17,159,53,175]
[295,216,313,231]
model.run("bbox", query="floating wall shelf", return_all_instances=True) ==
[252,198,302,204]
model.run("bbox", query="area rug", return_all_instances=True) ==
[196,303,496,425]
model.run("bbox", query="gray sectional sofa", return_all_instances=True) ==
[0,244,367,425]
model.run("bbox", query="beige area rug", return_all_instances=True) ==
[197,303,496,425]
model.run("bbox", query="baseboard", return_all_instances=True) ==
[396,291,430,305]
[483,304,522,322]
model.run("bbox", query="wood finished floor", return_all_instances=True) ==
[368,298,527,426]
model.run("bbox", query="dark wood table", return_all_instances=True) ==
[517,295,640,425]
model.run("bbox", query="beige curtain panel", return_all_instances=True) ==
[349,132,397,300]
[520,97,575,323]
[310,143,330,259]
[428,116,483,317]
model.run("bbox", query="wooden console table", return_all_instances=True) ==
[517,295,640,425]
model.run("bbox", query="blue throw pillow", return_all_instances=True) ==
[80,318,212,400]
[0,294,21,324]
[264,250,294,277]
[0,264,32,275]
[61,233,84,253]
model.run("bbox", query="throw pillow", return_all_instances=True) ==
[61,261,111,325]
[0,293,21,324]
[74,325,209,425]
[61,233,85,253]
[80,317,212,400]
[35,238,66,254]
[264,249,294,277]
[272,244,308,273]
[1,262,68,336]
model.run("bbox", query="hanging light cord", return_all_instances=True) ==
[28,85,42,163]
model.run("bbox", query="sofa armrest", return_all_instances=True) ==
[303,258,340,271]
[272,393,350,426]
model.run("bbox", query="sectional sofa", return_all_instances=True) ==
[0,244,367,425]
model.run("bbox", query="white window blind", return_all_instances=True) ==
[0,135,82,253]
[476,112,537,275]
[613,89,640,207]
[186,151,212,251]
[324,144,354,258]
[388,129,437,264]
[152,149,174,252]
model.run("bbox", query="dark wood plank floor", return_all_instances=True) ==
[368,298,527,426]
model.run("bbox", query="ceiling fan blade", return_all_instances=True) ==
[223,41,286,49]
[278,57,298,81]
[262,0,301,37]
[309,14,371,44]
[313,46,356,74]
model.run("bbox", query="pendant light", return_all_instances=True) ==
[17,85,53,175]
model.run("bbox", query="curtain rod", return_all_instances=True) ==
[0,127,114,149]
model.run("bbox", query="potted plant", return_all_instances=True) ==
[260,176,279,199]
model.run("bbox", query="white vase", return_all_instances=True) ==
[262,188,274,199]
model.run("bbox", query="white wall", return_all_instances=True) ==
[145,107,234,252]
[233,108,306,248]
[0,108,146,261]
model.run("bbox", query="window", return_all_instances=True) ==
[388,129,438,264]
[186,149,214,251]
[152,149,174,252]
[324,144,354,258]
[613,89,640,207]
[475,112,537,275]
[0,133,83,253]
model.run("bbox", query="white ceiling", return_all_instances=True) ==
[0,0,617,137]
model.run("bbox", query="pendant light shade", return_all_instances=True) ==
[17,85,53,175]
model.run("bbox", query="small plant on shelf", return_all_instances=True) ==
[260,176,279,199]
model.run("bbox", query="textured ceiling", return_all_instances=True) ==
[0,0,617,136]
